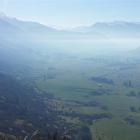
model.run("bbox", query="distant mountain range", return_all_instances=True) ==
[0,13,140,39]
[75,21,140,32]
[0,13,57,38]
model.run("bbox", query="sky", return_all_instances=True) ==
[0,0,140,28]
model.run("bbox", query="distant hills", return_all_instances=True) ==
[0,13,57,39]
[0,13,140,39]
[73,21,140,38]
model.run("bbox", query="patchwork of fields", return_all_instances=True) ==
[30,40,140,140]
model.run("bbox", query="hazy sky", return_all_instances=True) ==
[0,0,140,28]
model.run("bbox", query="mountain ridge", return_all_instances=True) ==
[0,13,140,39]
